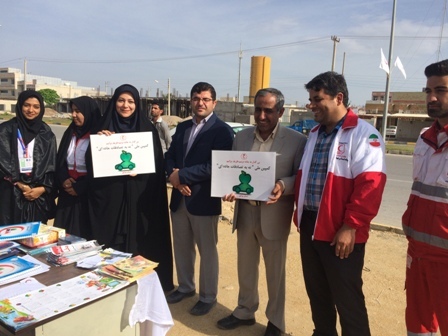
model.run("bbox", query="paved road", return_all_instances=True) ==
[374,154,413,229]
[50,124,67,148]
[0,121,67,149]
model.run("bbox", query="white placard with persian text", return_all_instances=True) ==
[211,150,276,201]
[90,132,155,178]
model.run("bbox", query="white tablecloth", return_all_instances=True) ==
[129,272,174,336]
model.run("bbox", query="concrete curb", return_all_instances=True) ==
[371,222,404,235]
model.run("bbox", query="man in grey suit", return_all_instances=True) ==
[216,88,307,336]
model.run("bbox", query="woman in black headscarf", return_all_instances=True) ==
[54,96,100,237]
[86,84,174,291]
[0,90,57,225]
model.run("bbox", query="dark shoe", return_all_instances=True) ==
[166,289,195,304]
[264,321,281,336]
[190,300,217,316]
[163,287,176,296]
[217,314,256,330]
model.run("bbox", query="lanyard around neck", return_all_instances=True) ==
[17,129,28,158]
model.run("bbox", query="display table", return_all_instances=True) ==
[0,259,173,336]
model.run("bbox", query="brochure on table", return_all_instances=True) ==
[77,248,132,269]
[0,256,36,280]
[47,240,102,266]
[98,255,157,282]
[211,150,276,201]
[0,255,50,286]
[0,222,40,241]
[90,132,155,178]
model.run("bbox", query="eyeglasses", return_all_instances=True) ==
[191,97,214,103]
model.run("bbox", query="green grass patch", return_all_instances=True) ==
[385,142,414,155]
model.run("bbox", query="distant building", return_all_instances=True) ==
[365,91,426,115]
[0,67,106,111]
[363,90,432,141]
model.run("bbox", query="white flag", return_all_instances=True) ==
[379,48,390,74]
[394,56,407,79]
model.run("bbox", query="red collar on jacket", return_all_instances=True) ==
[421,120,448,151]
[310,108,358,134]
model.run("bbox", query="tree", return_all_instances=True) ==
[38,89,60,107]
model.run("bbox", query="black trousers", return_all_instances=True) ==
[300,210,371,336]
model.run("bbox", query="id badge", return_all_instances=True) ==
[19,158,33,173]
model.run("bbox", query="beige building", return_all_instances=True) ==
[0,67,106,112]
[365,91,426,115]
[362,91,432,141]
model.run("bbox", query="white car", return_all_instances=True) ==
[385,126,397,137]
[169,121,253,138]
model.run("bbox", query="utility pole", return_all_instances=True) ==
[105,81,109,96]
[437,0,447,61]
[381,0,397,139]
[331,36,340,71]
[237,43,243,102]
[23,58,27,91]
[167,78,171,116]
[342,52,346,75]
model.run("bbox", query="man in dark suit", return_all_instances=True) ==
[216,88,307,335]
[165,82,234,316]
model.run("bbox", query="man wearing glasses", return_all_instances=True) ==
[165,82,234,316]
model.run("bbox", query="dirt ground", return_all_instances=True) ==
[166,200,416,336]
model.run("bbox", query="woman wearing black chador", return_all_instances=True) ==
[54,96,100,237]
[86,84,174,291]
[0,90,57,225]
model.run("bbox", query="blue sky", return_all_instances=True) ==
[0,0,446,106]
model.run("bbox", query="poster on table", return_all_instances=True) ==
[90,132,155,178]
[0,271,128,331]
[211,150,276,201]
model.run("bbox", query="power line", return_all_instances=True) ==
[340,35,448,40]
[2,35,445,66]
[13,37,329,65]
[0,58,24,65]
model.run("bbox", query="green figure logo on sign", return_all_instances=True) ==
[232,171,254,195]
[115,150,136,171]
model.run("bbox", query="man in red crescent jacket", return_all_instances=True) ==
[402,59,448,336]
[294,71,386,336]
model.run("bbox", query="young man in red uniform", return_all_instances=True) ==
[402,59,448,336]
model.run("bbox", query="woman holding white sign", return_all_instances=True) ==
[86,84,174,291]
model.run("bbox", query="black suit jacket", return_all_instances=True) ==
[165,113,233,216]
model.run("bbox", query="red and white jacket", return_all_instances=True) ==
[294,110,387,243]
[402,121,448,262]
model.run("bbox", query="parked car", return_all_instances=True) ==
[169,121,253,138]
[386,126,397,137]
[287,119,319,136]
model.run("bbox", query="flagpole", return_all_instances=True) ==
[381,0,397,139]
